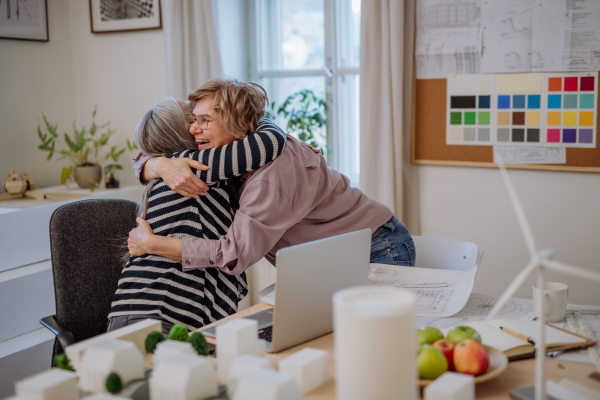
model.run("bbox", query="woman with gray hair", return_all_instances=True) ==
[107,97,287,334]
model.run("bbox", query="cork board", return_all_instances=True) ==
[412,73,600,173]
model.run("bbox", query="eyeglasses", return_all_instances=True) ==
[185,113,216,130]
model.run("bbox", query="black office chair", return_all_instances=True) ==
[40,199,138,363]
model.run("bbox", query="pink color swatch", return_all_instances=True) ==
[547,129,561,143]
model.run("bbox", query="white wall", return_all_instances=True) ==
[0,0,76,189]
[0,0,169,189]
[419,166,600,306]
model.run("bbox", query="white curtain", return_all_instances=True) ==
[359,0,420,234]
[163,0,222,99]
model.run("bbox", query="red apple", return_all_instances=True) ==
[453,339,489,376]
[433,339,456,371]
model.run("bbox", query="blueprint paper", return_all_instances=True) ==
[368,264,477,317]
[482,0,600,73]
[561,305,600,366]
[562,0,600,71]
[481,0,536,73]
[493,146,567,164]
[415,292,537,330]
[416,0,483,79]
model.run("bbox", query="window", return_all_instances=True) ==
[251,0,361,186]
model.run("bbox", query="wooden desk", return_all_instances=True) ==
[198,303,597,399]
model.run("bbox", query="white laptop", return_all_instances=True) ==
[202,228,371,353]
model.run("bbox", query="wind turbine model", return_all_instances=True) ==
[484,160,600,400]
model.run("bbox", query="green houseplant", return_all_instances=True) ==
[37,107,135,189]
[265,89,328,156]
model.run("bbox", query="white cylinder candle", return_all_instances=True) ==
[333,286,416,400]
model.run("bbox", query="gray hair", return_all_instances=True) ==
[124,98,198,264]
[136,98,197,220]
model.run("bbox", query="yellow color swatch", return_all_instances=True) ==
[563,112,577,126]
[449,127,462,142]
[547,112,561,126]
[497,74,543,95]
[527,112,540,126]
[497,112,510,126]
[580,112,594,126]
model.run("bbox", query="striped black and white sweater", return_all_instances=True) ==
[109,119,286,330]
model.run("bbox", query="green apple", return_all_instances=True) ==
[416,326,444,345]
[417,344,448,380]
[447,326,482,344]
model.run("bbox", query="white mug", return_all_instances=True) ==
[532,282,568,323]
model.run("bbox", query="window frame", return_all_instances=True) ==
[249,0,360,184]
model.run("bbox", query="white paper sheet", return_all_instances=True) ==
[255,283,276,306]
[493,146,567,164]
[562,0,600,71]
[481,0,536,73]
[562,305,600,366]
[482,0,600,73]
[368,264,477,318]
[415,292,536,330]
[416,0,483,79]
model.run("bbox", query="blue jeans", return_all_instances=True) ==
[370,216,416,266]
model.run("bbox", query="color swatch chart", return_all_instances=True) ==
[446,73,597,148]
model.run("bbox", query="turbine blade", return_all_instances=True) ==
[485,261,537,321]
[542,259,600,283]
[496,157,537,258]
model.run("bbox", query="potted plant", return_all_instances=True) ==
[265,89,328,157]
[37,107,132,189]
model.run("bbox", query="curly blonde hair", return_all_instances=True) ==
[188,77,268,139]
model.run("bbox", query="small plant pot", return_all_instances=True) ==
[105,174,120,189]
[74,164,102,189]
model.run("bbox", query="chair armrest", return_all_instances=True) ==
[40,315,75,351]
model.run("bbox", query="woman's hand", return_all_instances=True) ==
[300,142,322,154]
[128,217,154,256]
[145,157,210,198]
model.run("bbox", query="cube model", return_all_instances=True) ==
[233,369,302,400]
[152,339,197,366]
[278,347,329,394]
[227,354,274,397]
[424,371,474,400]
[247,339,267,358]
[15,369,78,400]
[150,353,219,400]
[78,339,144,393]
[216,319,259,381]
[66,319,161,369]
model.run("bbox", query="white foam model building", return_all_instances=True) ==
[278,347,329,394]
[233,369,302,400]
[82,394,130,400]
[66,319,161,369]
[424,372,474,400]
[14,369,78,400]
[152,340,197,366]
[150,353,218,400]
[227,354,274,397]
[216,319,265,381]
[78,339,144,393]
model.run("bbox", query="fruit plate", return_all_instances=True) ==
[418,345,508,387]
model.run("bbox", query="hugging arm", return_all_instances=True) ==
[174,118,287,186]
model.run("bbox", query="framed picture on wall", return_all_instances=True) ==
[89,0,162,34]
[0,0,49,42]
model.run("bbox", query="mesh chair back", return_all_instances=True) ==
[49,199,138,356]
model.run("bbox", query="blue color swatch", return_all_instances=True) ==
[478,95,490,109]
[527,95,541,109]
[513,95,525,109]
[498,95,511,109]
[548,94,562,109]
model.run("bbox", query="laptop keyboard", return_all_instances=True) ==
[258,325,273,342]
